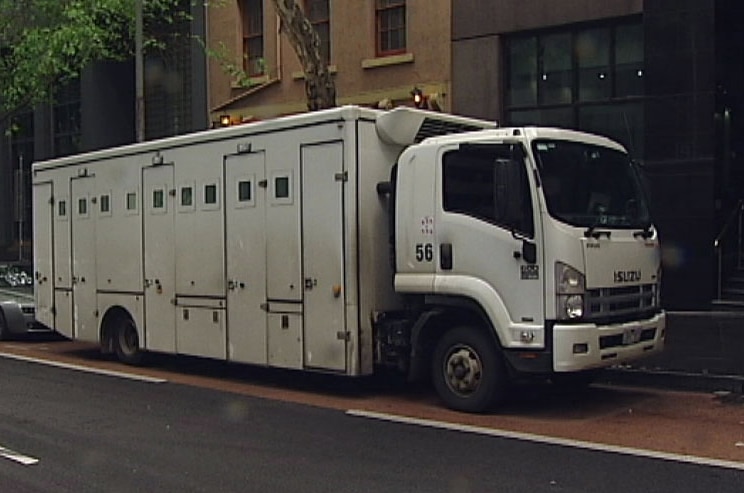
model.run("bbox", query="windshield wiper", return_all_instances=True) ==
[633,223,654,240]
[584,222,611,239]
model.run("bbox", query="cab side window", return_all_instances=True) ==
[443,144,534,237]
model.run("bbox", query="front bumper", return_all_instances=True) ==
[552,311,666,372]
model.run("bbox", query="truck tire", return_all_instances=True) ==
[431,325,507,413]
[113,315,144,366]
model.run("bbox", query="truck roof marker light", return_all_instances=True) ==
[237,142,252,154]
[152,152,164,165]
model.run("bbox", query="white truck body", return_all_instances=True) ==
[32,106,665,412]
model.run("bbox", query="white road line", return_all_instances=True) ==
[0,352,166,384]
[347,409,744,472]
[0,445,39,465]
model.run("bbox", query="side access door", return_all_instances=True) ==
[70,176,98,341]
[32,182,54,328]
[142,164,176,352]
[224,152,268,365]
[301,142,347,372]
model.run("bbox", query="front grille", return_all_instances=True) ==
[585,283,658,324]
[414,119,484,143]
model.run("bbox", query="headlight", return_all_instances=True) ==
[556,262,585,320]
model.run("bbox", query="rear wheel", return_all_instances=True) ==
[431,325,507,413]
[113,315,144,365]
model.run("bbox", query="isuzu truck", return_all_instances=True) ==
[32,106,664,412]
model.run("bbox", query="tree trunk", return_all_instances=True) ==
[270,0,336,111]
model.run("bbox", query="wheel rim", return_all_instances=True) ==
[118,320,138,356]
[443,344,483,397]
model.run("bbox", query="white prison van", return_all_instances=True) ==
[33,106,665,412]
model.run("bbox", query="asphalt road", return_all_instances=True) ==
[0,356,742,493]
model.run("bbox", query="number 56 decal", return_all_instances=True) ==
[415,243,434,262]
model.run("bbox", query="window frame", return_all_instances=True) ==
[375,0,407,57]
[304,0,331,64]
[241,0,265,76]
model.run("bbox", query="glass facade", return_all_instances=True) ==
[505,19,645,157]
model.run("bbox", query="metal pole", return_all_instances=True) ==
[135,0,145,142]
[17,153,23,262]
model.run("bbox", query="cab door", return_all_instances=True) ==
[435,143,544,340]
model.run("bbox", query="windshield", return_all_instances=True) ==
[532,139,651,229]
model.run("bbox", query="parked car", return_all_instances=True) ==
[0,263,51,340]
[0,264,33,288]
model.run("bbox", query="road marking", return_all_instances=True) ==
[0,352,166,384]
[0,445,39,465]
[347,409,744,472]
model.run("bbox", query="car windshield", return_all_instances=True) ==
[532,139,651,229]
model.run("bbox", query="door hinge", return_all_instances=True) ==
[336,331,350,341]
[334,171,348,182]
[258,179,268,188]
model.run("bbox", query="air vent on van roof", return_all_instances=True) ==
[414,118,485,143]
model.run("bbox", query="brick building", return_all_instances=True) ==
[207,0,452,123]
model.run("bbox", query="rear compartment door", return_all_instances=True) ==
[301,141,347,372]
[32,181,54,328]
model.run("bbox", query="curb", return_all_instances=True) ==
[601,367,744,394]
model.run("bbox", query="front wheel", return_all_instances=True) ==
[113,315,144,366]
[431,326,507,413]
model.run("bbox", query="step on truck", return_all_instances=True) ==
[32,105,665,412]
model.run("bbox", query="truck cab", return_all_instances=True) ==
[385,126,665,412]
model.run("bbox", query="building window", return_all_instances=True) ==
[505,19,645,156]
[376,0,406,56]
[305,0,330,63]
[53,78,81,158]
[241,0,264,76]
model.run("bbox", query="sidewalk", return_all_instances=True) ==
[602,311,744,394]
